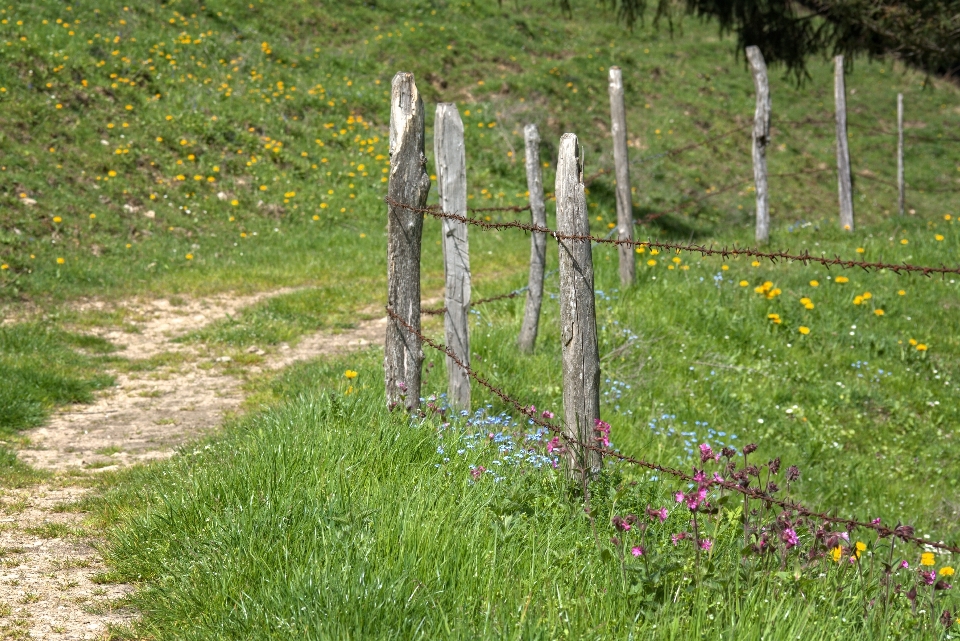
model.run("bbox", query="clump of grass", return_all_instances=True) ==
[99,378,956,639]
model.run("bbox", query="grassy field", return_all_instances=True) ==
[3,0,960,637]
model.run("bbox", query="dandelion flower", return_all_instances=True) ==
[853,296,863,305]
[900,239,908,245]
[647,259,656,266]
[751,260,760,267]
[635,246,645,254]
[831,546,843,562]
[835,276,849,283]
[936,234,945,241]
[855,541,867,558]
[721,265,729,271]
[739,280,748,287]
[922,552,936,566]
[856,247,865,253]
[898,290,906,296]
[810,280,819,287]
[53,216,62,223]
[185,254,193,260]
[56,257,65,264]
[344,369,358,379]
[941,567,955,577]
[874,309,884,316]
[917,344,928,351]
[909,338,918,346]
[799,326,810,335]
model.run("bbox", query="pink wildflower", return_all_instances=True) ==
[871,517,881,525]
[631,546,645,557]
[671,532,687,546]
[674,492,685,504]
[900,560,910,569]
[693,468,707,483]
[546,437,562,455]
[647,506,668,523]
[470,466,486,480]
[541,410,554,419]
[594,419,612,448]
[781,528,798,549]
[699,539,713,551]
[699,443,716,463]
[922,570,937,586]
[713,472,724,483]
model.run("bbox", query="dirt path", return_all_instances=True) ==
[2,290,388,639]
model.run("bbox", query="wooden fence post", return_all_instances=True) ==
[518,124,547,353]
[608,67,635,286]
[385,72,431,413]
[555,133,602,481]
[746,46,770,244]
[834,56,855,232]
[434,103,471,411]
[897,92,905,217]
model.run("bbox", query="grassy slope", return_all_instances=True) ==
[1,0,960,636]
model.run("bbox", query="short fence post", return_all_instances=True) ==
[385,72,431,413]
[746,46,770,244]
[834,56,855,232]
[434,103,471,411]
[518,124,547,353]
[897,93,905,217]
[608,67,635,286]
[555,133,602,481]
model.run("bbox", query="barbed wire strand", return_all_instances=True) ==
[422,289,526,316]
[385,306,960,555]
[386,197,960,277]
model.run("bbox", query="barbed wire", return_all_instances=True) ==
[386,196,960,277]
[421,289,526,316]
[385,306,960,555]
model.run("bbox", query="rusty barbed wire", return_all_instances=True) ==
[421,289,526,316]
[385,306,960,555]
[386,196,960,277]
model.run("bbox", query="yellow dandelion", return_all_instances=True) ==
[56,257,65,264]
[672,257,681,265]
[185,254,193,260]
[898,290,906,296]
[909,338,918,346]
[921,552,935,566]
[831,546,842,562]
[344,369,358,379]
[940,567,955,577]
[900,239,908,245]
[835,276,849,283]
[917,343,928,351]
[53,216,62,223]
[935,234,944,241]
[739,280,749,287]
[635,246,645,254]
[751,260,760,267]
[874,309,884,316]
[856,247,865,254]
[810,280,819,287]
[799,326,810,335]
[721,265,729,271]
[855,541,867,559]
[646,259,656,266]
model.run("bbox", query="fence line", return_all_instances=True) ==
[422,288,526,316]
[385,306,960,556]
[387,196,960,277]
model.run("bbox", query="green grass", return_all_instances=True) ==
[0,322,115,431]
[98,364,956,639]
[3,0,960,636]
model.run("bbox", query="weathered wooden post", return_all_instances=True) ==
[555,133,602,480]
[746,46,771,244]
[434,103,470,411]
[897,93,905,216]
[834,56,855,231]
[518,124,547,353]
[385,72,430,412]
[608,67,635,286]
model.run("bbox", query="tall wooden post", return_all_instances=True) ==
[897,93,905,216]
[555,133,602,480]
[746,46,770,244]
[518,123,547,353]
[385,73,430,413]
[434,103,470,411]
[834,56,855,232]
[608,67,635,286]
